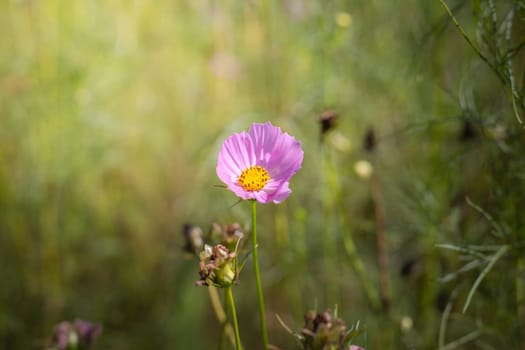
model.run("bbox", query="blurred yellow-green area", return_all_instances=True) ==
[1,0,525,349]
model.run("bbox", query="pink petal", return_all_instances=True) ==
[249,122,282,163]
[266,181,292,203]
[216,121,303,204]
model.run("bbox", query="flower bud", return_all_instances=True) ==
[319,110,339,143]
[196,244,237,288]
[300,309,363,350]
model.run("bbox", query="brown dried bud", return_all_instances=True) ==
[300,309,363,350]
[363,127,376,152]
[196,244,237,288]
[319,110,339,143]
[210,222,245,252]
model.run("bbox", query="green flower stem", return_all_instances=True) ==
[226,287,242,350]
[321,150,340,305]
[324,148,381,310]
[251,199,269,349]
[218,288,228,350]
[207,286,236,349]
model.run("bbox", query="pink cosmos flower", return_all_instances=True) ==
[217,121,304,203]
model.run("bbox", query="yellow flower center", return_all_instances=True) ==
[237,166,270,191]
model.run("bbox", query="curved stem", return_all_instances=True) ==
[251,199,269,349]
[226,287,242,350]
[207,286,236,349]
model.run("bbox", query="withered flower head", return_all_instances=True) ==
[51,321,74,350]
[301,310,363,350]
[182,224,204,255]
[210,222,245,251]
[363,127,376,152]
[50,319,102,350]
[196,244,237,288]
[319,110,339,141]
[72,319,103,346]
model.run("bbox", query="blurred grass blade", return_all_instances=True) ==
[274,314,304,344]
[462,245,508,313]
[435,244,487,259]
[442,329,484,350]
[438,259,483,283]
[465,197,506,237]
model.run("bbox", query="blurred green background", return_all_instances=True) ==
[1,0,525,349]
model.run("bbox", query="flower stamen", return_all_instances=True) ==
[237,166,270,191]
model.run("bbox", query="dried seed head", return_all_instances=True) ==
[320,110,338,133]
[196,244,237,288]
[210,222,245,251]
[319,110,339,143]
[300,309,363,350]
[363,127,376,152]
[182,224,204,255]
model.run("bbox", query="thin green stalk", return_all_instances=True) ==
[462,245,508,313]
[323,149,380,310]
[218,289,228,350]
[218,321,226,350]
[321,149,340,305]
[226,287,242,350]
[438,288,458,349]
[251,199,269,349]
[207,286,236,349]
[437,0,499,78]
[441,329,484,350]
[515,255,525,331]
[438,0,524,125]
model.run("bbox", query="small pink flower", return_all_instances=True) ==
[217,121,304,203]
